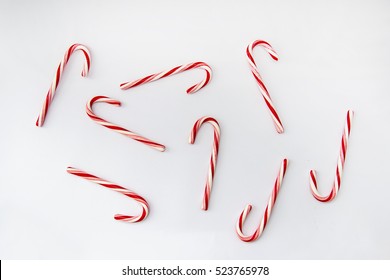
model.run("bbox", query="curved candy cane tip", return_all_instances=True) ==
[267,50,279,61]
[89,95,121,106]
[185,69,212,94]
[249,40,279,61]
[67,44,92,77]
[243,204,253,213]
[263,50,279,61]
[309,170,317,186]
[113,202,149,222]
[113,215,135,221]
[189,116,220,144]
[235,204,255,243]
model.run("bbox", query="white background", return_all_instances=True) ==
[0,0,389,259]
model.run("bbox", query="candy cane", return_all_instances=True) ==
[120,62,212,94]
[247,40,284,133]
[189,116,220,211]
[67,167,149,223]
[86,96,165,152]
[36,44,91,127]
[309,110,354,202]
[236,159,288,242]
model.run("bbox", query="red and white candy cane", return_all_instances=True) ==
[247,40,284,133]
[120,62,212,94]
[86,96,165,152]
[36,44,91,127]
[310,110,354,202]
[67,167,149,223]
[236,159,288,242]
[189,116,220,211]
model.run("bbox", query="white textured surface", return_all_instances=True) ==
[0,0,389,259]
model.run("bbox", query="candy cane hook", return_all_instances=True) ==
[36,44,91,127]
[309,110,354,202]
[67,167,149,223]
[120,62,212,94]
[189,116,220,211]
[236,159,288,242]
[247,40,284,133]
[86,96,165,151]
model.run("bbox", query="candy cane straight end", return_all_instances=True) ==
[66,166,75,173]
[119,82,129,90]
[201,195,210,211]
[36,118,42,127]
[309,110,354,202]
[236,158,289,242]
[186,87,197,95]
[36,44,91,127]
[67,167,149,223]
[276,126,284,134]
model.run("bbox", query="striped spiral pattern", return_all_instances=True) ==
[67,167,149,223]
[189,116,220,211]
[36,44,91,127]
[309,110,354,202]
[236,159,288,242]
[247,40,284,133]
[86,96,165,152]
[120,62,212,94]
